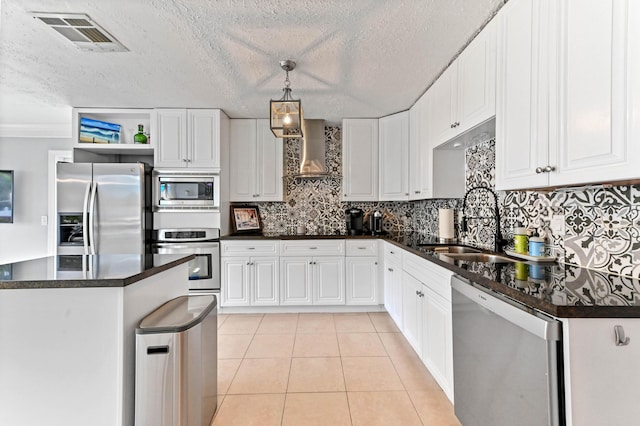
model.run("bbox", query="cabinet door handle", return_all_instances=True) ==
[246,261,251,265]
[615,325,631,346]
[309,261,313,265]
[414,191,420,194]
[358,247,366,250]
[415,290,420,295]
[375,262,378,265]
[309,247,317,250]
[247,247,255,250]
[388,268,394,272]
[454,121,460,127]
[450,123,454,128]
[183,159,188,163]
[537,166,557,174]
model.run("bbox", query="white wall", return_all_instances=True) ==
[0,137,73,263]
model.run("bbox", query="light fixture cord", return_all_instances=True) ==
[281,69,293,100]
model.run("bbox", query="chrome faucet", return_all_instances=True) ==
[460,186,508,253]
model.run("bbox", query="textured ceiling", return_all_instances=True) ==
[0,0,504,125]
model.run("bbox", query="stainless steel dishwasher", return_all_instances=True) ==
[451,275,564,426]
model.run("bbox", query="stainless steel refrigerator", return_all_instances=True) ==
[56,163,152,255]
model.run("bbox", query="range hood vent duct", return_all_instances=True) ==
[290,119,331,179]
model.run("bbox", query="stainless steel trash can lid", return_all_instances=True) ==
[137,294,217,334]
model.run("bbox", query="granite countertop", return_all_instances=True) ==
[223,231,640,318]
[0,254,195,289]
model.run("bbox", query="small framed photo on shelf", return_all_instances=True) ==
[231,205,262,234]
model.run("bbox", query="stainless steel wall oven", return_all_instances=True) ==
[152,228,220,293]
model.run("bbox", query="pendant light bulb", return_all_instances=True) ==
[283,113,293,126]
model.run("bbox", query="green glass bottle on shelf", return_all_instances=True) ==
[133,124,148,144]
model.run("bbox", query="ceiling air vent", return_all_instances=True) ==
[31,12,128,52]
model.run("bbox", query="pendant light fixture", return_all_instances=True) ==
[270,60,304,138]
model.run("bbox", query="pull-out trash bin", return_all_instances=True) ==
[135,295,217,426]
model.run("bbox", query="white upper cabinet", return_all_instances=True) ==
[379,111,410,201]
[342,119,379,201]
[154,109,187,168]
[229,119,283,202]
[496,0,640,190]
[427,65,457,148]
[547,0,640,187]
[409,94,432,200]
[495,0,549,190]
[188,109,221,168]
[427,20,497,148]
[154,109,222,170]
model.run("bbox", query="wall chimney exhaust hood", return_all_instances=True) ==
[290,119,331,179]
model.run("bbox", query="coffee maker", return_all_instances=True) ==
[345,208,364,235]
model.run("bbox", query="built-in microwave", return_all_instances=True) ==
[153,170,220,211]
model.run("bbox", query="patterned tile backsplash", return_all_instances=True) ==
[247,126,640,279]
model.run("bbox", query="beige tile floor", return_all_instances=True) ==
[212,312,460,426]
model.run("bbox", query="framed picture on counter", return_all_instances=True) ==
[0,170,14,224]
[231,205,262,234]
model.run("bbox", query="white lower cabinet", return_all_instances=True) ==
[383,243,404,328]
[392,249,455,402]
[421,286,453,401]
[562,318,640,426]
[280,256,345,305]
[314,257,345,305]
[221,256,279,307]
[280,257,312,305]
[402,272,423,353]
[221,257,250,306]
[346,240,379,305]
[251,258,279,305]
[220,241,280,307]
[279,240,346,306]
[345,257,379,305]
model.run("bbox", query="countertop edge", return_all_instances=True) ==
[0,254,195,290]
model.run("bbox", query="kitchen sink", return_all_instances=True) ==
[440,253,516,263]
[419,245,482,254]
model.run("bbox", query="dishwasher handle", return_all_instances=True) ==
[452,275,561,341]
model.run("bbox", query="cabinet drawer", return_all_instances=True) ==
[280,240,345,256]
[383,242,403,263]
[221,240,279,256]
[346,239,378,256]
[403,251,453,300]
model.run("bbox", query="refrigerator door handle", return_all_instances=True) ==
[88,181,98,255]
[82,182,92,255]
